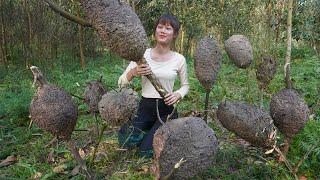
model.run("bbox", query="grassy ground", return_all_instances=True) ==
[0,47,319,179]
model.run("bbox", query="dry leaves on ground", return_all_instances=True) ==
[0,155,17,168]
[53,164,67,174]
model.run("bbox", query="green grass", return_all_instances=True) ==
[0,47,319,179]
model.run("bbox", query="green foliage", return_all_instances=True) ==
[0,70,33,126]
[267,48,320,110]
[291,45,315,59]
[288,120,320,178]
[1,46,319,179]
[1,0,319,179]
[293,0,320,42]
[277,43,316,60]
[195,143,274,180]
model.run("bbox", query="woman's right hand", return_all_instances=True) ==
[134,64,152,76]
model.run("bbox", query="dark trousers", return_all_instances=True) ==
[118,97,178,152]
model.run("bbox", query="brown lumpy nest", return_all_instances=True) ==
[29,85,78,140]
[256,56,277,90]
[224,35,253,68]
[217,101,276,148]
[152,117,218,180]
[84,80,107,114]
[270,88,309,139]
[194,36,222,91]
[98,88,139,126]
[82,0,149,62]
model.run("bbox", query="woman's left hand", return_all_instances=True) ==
[164,92,181,106]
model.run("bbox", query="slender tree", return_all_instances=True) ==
[77,9,85,70]
[285,0,293,89]
[0,0,8,65]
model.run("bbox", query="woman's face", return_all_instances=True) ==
[155,22,176,45]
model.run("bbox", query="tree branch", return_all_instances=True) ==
[42,0,92,27]
[70,93,85,100]
[139,58,168,98]
[156,99,165,125]
[274,147,298,180]
[293,139,320,174]
[162,158,187,180]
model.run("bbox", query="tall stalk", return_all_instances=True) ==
[204,90,210,123]
[284,0,293,89]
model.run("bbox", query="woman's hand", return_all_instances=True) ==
[126,64,152,82]
[164,92,181,106]
[134,64,152,76]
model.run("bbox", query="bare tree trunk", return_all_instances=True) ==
[0,0,8,65]
[26,0,32,47]
[315,41,320,57]
[190,38,195,56]
[126,0,135,12]
[179,24,184,53]
[285,0,293,89]
[131,0,136,12]
[23,0,31,68]
[185,36,192,55]
[263,0,273,55]
[275,0,284,44]
[0,9,5,67]
[77,10,85,70]
[37,33,42,65]
[0,28,4,68]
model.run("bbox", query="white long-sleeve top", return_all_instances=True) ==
[118,48,190,99]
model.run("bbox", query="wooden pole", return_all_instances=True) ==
[204,90,210,123]
[284,0,293,89]
[0,0,9,64]
[77,10,86,70]
[0,1,5,68]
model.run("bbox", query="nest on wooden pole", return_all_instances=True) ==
[81,0,148,62]
[29,66,78,141]
[152,117,218,179]
[194,36,222,123]
[269,61,309,154]
[270,88,309,154]
[29,66,92,179]
[84,77,107,133]
[81,0,168,98]
[256,56,277,90]
[92,88,139,165]
[224,35,254,102]
[256,56,277,108]
[84,76,107,115]
[98,88,139,126]
[217,101,277,148]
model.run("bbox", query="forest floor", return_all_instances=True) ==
[0,48,319,179]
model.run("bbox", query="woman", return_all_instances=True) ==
[117,13,189,157]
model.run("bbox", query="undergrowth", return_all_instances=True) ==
[0,46,319,179]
